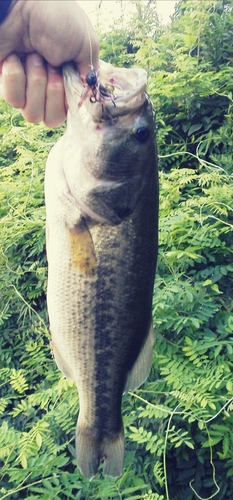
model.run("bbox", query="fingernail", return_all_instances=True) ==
[30,53,44,67]
[5,54,20,63]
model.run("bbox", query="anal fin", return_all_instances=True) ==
[124,323,154,393]
[51,339,75,381]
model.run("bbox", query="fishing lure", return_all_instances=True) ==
[78,70,117,109]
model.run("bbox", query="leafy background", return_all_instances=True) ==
[0,1,233,498]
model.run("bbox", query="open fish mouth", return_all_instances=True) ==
[63,60,148,121]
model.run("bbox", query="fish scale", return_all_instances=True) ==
[45,61,158,479]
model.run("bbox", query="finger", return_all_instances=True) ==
[21,53,47,123]
[0,54,26,108]
[44,64,66,128]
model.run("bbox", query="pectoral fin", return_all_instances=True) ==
[124,323,154,393]
[68,218,97,277]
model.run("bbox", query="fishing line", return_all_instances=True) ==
[85,17,94,72]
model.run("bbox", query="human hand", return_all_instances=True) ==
[0,0,99,127]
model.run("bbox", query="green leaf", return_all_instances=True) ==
[226,344,233,356]
[36,432,42,450]
[226,380,233,392]
[21,454,28,469]
[188,123,202,136]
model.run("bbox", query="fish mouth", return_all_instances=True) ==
[63,61,148,121]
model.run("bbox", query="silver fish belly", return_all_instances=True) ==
[45,61,158,479]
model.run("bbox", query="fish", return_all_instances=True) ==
[45,60,158,479]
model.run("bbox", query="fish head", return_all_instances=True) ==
[62,61,156,224]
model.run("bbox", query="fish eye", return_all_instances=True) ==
[85,71,97,87]
[135,127,150,143]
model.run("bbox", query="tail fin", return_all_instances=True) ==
[75,423,124,480]
[102,432,124,477]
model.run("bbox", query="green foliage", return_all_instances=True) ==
[98,0,161,68]
[0,1,233,499]
[100,29,136,67]
[145,0,233,176]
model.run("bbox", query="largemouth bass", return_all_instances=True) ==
[45,61,158,479]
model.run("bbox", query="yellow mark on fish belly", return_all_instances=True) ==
[68,219,97,276]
